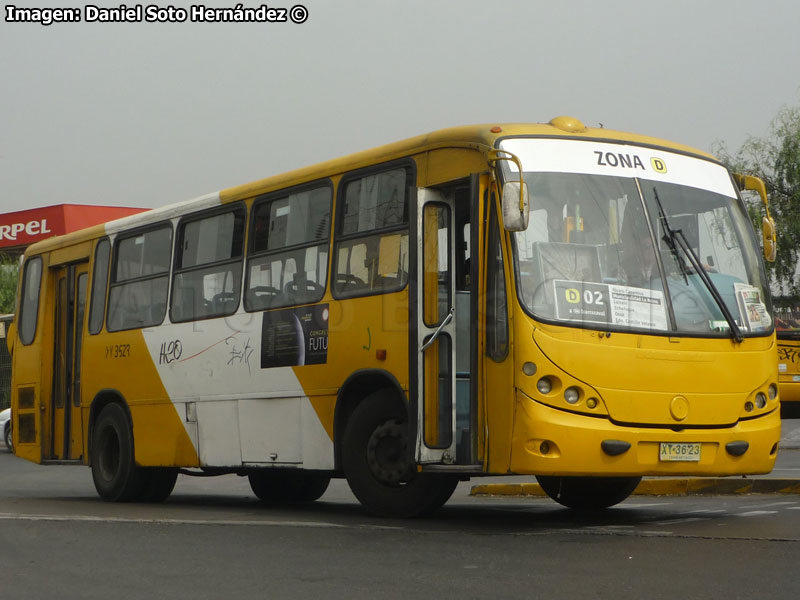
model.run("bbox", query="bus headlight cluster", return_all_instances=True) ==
[525,366,601,411]
[745,383,777,413]
[533,377,599,411]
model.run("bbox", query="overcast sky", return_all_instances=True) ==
[2,0,799,214]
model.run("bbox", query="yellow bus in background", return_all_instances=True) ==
[7,117,782,516]
[776,306,800,416]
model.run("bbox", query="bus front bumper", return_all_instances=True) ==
[509,392,781,477]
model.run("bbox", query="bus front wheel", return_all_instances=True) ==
[535,475,641,509]
[342,393,458,518]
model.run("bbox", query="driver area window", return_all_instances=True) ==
[245,183,331,311]
[333,166,411,298]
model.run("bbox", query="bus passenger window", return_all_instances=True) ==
[88,239,110,334]
[107,225,172,332]
[170,207,245,323]
[245,183,331,311]
[334,167,411,298]
[18,256,43,345]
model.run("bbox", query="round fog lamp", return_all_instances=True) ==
[744,401,754,412]
[564,387,580,404]
[522,362,537,376]
[768,384,778,400]
[586,397,598,409]
[755,392,767,409]
[536,377,552,395]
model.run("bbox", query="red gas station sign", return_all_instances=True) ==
[0,204,147,250]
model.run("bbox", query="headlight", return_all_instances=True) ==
[755,392,767,409]
[536,377,552,394]
[564,387,580,404]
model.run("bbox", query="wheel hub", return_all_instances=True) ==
[366,419,412,485]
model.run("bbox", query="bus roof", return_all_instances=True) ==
[24,118,716,256]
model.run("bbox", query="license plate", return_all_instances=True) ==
[659,442,701,462]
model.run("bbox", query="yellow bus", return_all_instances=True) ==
[7,117,782,516]
[776,306,800,416]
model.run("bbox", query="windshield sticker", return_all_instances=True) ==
[499,138,736,198]
[554,280,668,331]
[734,283,771,332]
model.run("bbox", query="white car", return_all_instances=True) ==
[1,408,11,452]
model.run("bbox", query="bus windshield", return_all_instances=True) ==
[501,138,772,337]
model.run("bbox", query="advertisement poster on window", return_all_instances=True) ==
[261,304,329,368]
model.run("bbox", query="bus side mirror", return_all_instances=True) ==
[733,173,776,262]
[488,149,530,232]
[501,181,530,232]
[762,216,777,262]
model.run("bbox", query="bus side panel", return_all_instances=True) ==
[137,314,347,470]
[81,328,200,467]
[778,340,800,403]
[297,292,410,418]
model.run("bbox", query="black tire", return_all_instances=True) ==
[4,422,11,452]
[296,474,331,502]
[248,470,331,504]
[536,475,641,509]
[138,468,179,502]
[781,402,800,419]
[342,392,458,518]
[90,403,145,502]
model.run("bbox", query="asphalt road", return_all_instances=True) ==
[1,421,799,600]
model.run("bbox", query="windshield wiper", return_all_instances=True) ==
[652,187,744,343]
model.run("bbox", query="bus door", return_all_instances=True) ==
[414,189,458,464]
[47,262,89,461]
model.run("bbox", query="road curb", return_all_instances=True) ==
[470,478,800,498]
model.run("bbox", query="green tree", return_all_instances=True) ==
[715,104,800,298]
[0,253,20,314]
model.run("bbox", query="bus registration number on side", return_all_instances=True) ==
[659,442,701,462]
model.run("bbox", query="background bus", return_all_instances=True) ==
[776,303,800,416]
[8,117,782,516]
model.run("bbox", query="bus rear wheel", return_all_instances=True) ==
[535,475,641,509]
[248,470,331,504]
[91,404,178,502]
[91,403,145,502]
[342,393,458,518]
[138,468,179,502]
